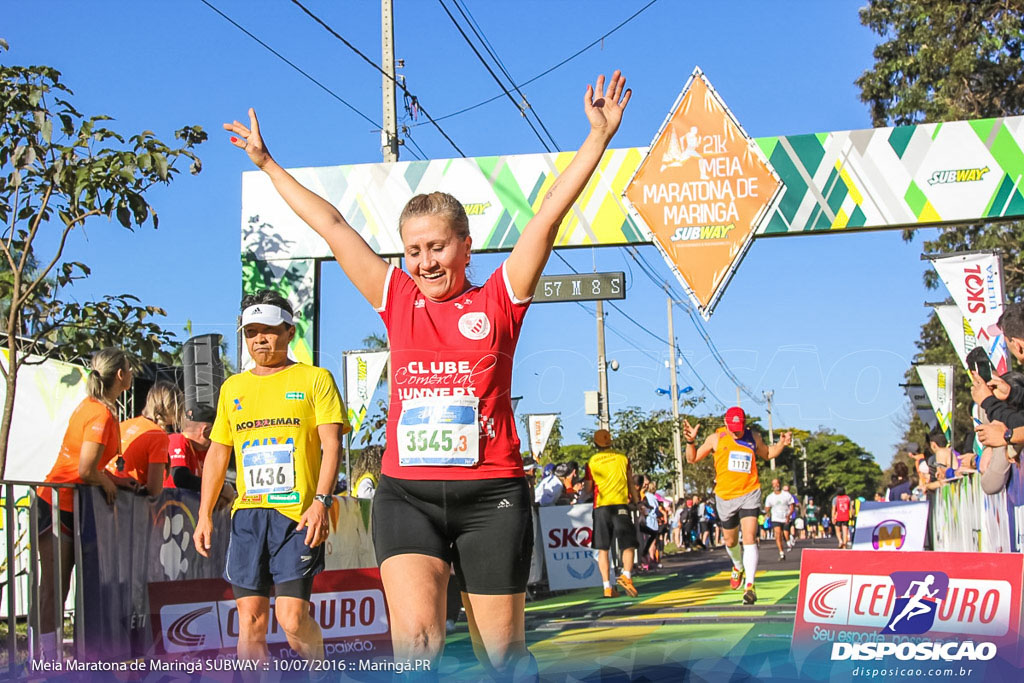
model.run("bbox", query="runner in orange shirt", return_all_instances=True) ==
[37,348,136,660]
[108,381,183,495]
[683,408,791,605]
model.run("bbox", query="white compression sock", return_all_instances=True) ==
[725,543,743,570]
[743,544,759,586]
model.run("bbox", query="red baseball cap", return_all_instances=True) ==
[725,406,745,432]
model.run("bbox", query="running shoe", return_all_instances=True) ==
[743,585,757,605]
[779,551,786,561]
[603,586,620,598]
[616,575,639,597]
[729,567,744,590]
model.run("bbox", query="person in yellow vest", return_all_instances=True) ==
[683,408,791,605]
[582,429,640,598]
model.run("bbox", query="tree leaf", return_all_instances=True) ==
[153,153,168,181]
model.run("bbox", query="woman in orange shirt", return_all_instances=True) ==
[37,348,136,660]
[110,381,183,495]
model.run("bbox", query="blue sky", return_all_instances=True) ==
[5,0,942,466]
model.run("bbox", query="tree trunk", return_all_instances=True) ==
[0,340,19,479]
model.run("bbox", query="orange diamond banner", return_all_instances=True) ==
[624,67,782,318]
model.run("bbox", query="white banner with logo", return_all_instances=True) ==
[915,365,954,442]
[929,252,1009,375]
[903,384,938,430]
[851,501,929,551]
[539,503,601,591]
[344,350,389,434]
[932,303,972,369]
[528,413,558,459]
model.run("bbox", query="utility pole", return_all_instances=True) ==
[667,296,683,497]
[596,300,610,431]
[381,0,399,163]
[765,389,776,470]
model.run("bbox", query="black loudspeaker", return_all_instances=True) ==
[182,334,224,422]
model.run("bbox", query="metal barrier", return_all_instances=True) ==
[930,472,1014,553]
[2,480,82,677]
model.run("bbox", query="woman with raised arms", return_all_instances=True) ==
[225,71,630,679]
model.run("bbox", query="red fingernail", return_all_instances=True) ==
[230,136,238,143]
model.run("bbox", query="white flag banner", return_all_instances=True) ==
[930,252,1009,375]
[932,304,972,370]
[528,414,558,459]
[903,384,938,431]
[915,365,954,441]
[344,350,389,434]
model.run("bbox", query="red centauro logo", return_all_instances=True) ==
[167,606,212,648]
[808,579,847,619]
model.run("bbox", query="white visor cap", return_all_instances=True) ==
[239,304,294,330]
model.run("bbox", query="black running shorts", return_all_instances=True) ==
[592,504,638,551]
[372,475,533,595]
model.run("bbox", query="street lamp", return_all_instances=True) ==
[598,358,618,431]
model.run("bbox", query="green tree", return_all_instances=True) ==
[0,45,205,474]
[856,1,1024,453]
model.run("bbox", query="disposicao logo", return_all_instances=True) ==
[927,167,990,185]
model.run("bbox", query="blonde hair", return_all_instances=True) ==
[398,192,470,241]
[142,381,184,432]
[87,348,131,411]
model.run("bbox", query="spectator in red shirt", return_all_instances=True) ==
[165,404,235,506]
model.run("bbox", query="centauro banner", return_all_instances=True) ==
[528,413,559,459]
[344,350,389,434]
[623,67,781,317]
[791,549,1024,679]
[929,252,1009,376]
[915,365,954,443]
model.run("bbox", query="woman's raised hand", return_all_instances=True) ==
[584,71,631,140]
[224,108,272,169]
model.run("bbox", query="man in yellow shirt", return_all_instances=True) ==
[684,408,791,605]
[194,291,349,664]
[583,429,640,598]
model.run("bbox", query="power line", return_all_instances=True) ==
[550,251,725,407]
[403,128,429,161]
[199,0,380,129]
[449,0,561,150]
[288,0,466,157]
[436,0,552,152]
[420,0,662,125]
[625,247,764,406]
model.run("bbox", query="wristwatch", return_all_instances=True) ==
[1004,427,1014,445]
[314,493,334,509]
